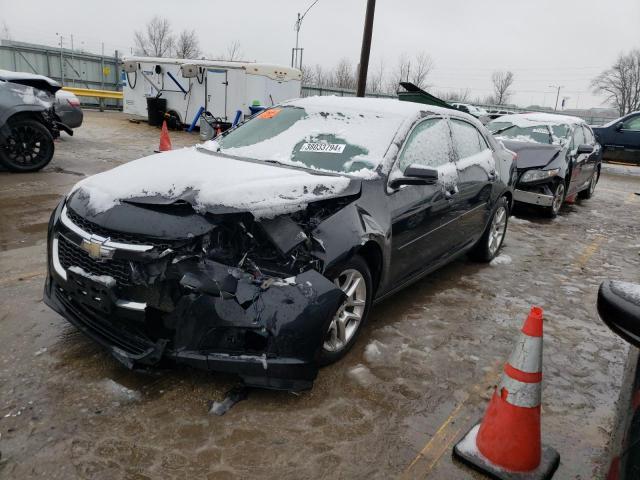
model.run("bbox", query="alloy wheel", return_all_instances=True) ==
[488,205,507,256]
[552,183,565,215]
[323,269,367,353]
[2,123,52,169]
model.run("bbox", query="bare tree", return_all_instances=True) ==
[174,29,201,59]
[386,52,434,93]
[592,49,640,116]
[333,58,356,90]
[134,16,174,57]
[410,52,434,90]
[491,70,515,105]
[301,65,315,85]
[367,58,386,94]
[223,41,243,61]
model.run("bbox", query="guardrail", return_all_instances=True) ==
[61,87,123,100]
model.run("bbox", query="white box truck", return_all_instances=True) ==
[121,56,302,126]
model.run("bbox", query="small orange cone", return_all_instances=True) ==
[158,120,172,152]
[215,124,222,137]
[453,307,560,479]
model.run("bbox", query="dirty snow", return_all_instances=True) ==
[509,216,531,225]
[100,379,141,403]
[490,254,512,266]
[71,148,351,218]
[348,364,378,387]
[363,340,384,363]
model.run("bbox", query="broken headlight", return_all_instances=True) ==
[520,168,559,183]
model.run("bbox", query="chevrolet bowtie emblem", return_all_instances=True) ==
[80,236,115,260]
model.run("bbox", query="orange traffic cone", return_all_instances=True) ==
[453,307,560,479]
[158,120,172,152]
[215,124,222,137]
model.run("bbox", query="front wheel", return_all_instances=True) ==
[469,196,509,262]
[543,181,565,218]
[318,255,373,366]
[0,119,55,172]
[578,168,599,200]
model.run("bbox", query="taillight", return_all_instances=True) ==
[67,98,81,107]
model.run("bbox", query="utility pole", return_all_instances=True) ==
[56,33,64,84]
[549,85,563,111]
[291,0,319,70]
[356,0,376,97]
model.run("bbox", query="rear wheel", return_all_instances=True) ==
[579,168,599,199]
[318,255,372,366]
[543,181,565,218]
[469,196,509,262]
[0,119,54,172]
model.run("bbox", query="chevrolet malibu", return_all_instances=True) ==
[44,97,515,390]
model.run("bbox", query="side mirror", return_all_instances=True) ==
[615,122,624,132]
[597,280,640,348]
[576,144,594,154]
[389,164,439,189]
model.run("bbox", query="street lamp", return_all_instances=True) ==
[291,0,319,70]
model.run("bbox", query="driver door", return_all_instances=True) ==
[389,117,460,286]
[566,125,587,195]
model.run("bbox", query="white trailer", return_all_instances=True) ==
[121,56,302,126]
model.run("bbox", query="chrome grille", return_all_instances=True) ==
[57,235,133,286]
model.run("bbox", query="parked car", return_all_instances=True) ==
[55,90,83,129]
[0,78,63,171]
[44,97,515,390]
[487,112,601,217]
[597,280,640,479]
[592,112,640,164]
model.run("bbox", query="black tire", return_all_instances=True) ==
[469,196,510,262]
[543,181,565,218]
[318,255,373,366]
[0,119,55,172]
[578,167,599,200]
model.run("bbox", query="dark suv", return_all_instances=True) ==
[592,112,640,164]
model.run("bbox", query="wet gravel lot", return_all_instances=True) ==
[1,111,639,479]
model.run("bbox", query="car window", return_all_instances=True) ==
[397,118,452,171]
[572,125,585,147]
[549,124,571,142]
[623,116,640,131]
[450,119,489,159]
[582,125,595,145]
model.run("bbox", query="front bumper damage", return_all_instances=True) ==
[513,188,554,207]
[44,202,347,391]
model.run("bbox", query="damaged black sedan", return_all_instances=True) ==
[44,97,515,390]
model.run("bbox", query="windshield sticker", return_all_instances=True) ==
[532,128,548,134]
[299,143,346,153]
[258,108,282,119]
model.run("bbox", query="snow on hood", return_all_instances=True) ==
[70,147,353,218]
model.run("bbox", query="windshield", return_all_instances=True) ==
[488,120,570,145]
[209,105,406,175]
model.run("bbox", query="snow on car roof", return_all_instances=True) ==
[0,69,60,87]
[493,112,585,127]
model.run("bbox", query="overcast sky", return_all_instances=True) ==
[2,0,639,109]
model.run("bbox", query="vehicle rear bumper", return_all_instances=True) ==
[514,188,554,207]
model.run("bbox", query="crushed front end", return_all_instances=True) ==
[43,196,350,391]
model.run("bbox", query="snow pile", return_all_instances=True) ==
[363,340,384,363]
[347,364,378,387]
[490,254,512,267]
[100,379,141,403]
[71,148,352,218]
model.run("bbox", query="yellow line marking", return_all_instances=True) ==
[401,361,501,478]
[573,235,606,270]
[0,270,45,287]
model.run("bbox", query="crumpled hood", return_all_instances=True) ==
[500,139,563,169]
[70,147,360,218]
